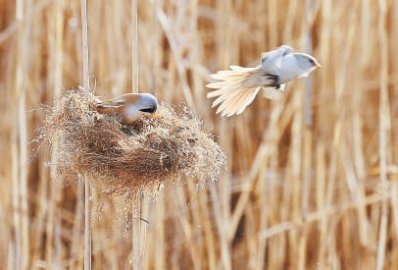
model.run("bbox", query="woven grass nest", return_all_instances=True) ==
[44,91,226,195]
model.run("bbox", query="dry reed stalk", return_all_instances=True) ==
[257,190,394,257]
[80,0,92,269]
[13,0,31,268]
[130,1,146,269]
[376,0,389,269]
[351,2,370,246]
[11,140,21,270]
[132,0,139,93]
[392,4,398,265]
[132,196,144,270]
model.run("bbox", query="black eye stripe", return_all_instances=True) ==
[139,107,157,113]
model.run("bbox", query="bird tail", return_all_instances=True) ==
[206,65,266,117]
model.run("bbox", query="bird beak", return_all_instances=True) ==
[315,62,322,68]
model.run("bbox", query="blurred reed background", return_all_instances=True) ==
[1,0,398,269]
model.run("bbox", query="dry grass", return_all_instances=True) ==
[1,0,398,269]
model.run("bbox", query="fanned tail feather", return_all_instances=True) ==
[206,65,267,116]
[215,87,260,117]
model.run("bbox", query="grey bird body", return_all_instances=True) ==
[206,45,321,117]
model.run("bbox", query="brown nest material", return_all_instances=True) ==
[43,90,226,195]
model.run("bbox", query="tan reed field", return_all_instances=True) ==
[1,0,398,269]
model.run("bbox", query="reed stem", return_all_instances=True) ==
[80,0,91,269]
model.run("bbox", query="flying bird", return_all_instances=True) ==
[96,93,158,124]
[206,45,321,117]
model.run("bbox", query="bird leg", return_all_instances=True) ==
[265,74,280,89]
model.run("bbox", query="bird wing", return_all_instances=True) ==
[261,84,286,100]
[96,95,131,109]
[96,100,124,109]
[97,104,123,109]
[261,45,293,72]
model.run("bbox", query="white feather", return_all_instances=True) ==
[262,84,286,100]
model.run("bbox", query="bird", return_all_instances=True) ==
[206,45,321,117]
[96,93,158,124]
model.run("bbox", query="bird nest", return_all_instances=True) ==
[43,91,226,196]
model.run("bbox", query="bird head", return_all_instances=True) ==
[294,53,321,77]
[135,93,158,114]
[123,93,158,123]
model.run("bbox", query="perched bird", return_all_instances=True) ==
[206,45,321,117]
[96,93,158,124]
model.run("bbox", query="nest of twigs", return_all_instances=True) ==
[43,91,226,195]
